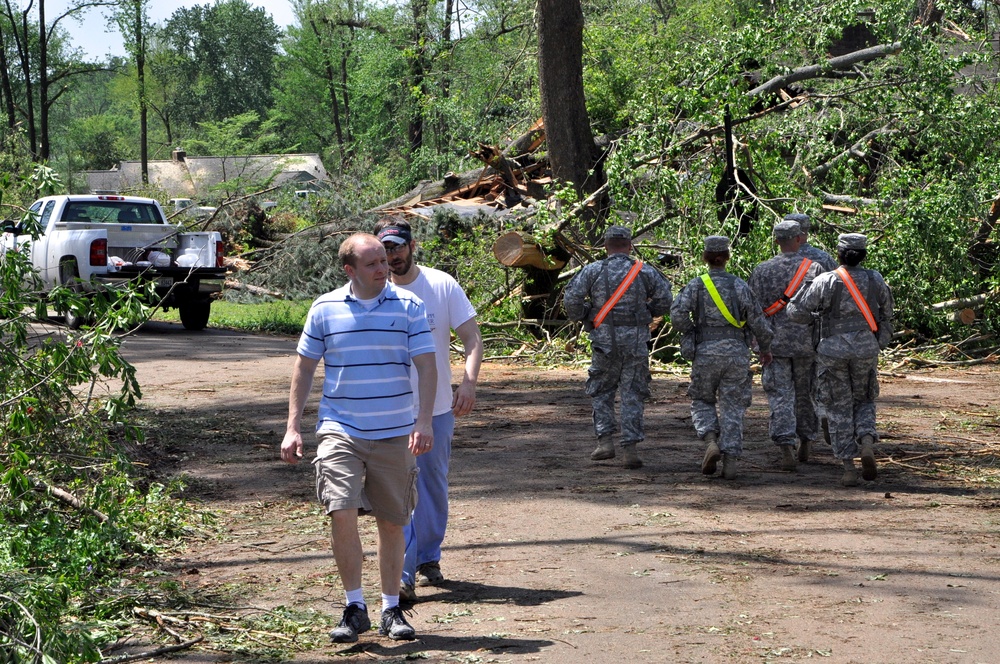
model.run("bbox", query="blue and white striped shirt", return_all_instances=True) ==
[297,282,435,439]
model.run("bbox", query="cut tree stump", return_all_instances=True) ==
[492,231,567,270]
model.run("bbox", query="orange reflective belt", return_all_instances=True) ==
[835,267,878,332]
[763,258,814,317]
[593,260,644,329]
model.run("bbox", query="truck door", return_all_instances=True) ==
[32,201,58,287]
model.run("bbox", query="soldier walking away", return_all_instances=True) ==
[785,212,837,448]
[749,220,825,471]
[785,212,837,272]
[563,225,673,469]
[786,233,894,487]
[670,235,773,480]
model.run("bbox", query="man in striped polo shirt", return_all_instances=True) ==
[281,233,437,643]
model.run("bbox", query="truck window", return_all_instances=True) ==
[39,201,55,227]
[61,202,165,224]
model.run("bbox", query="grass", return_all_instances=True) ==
[153,299,311,335]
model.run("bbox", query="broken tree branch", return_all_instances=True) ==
[28,475,108,523]
[99,637,204,664]
[807,123,897,181]
[747,42,903,98]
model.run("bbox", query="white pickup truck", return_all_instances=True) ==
[1,194,227,330]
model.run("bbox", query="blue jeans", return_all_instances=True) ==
[402,411,454,586]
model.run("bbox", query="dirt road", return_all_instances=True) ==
[119,322,1000,663]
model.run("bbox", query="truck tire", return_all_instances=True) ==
[179,301,211,331]
[58,260,93,330]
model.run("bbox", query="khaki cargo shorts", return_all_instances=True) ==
[313,431,418,526]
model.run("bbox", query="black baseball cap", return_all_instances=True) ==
[377,226,412,245]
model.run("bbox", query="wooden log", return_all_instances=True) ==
[492,231,567,270]
[948,308,976,325]
[224,279,284,299]
[930,292,990,311]
[504,118,546,157]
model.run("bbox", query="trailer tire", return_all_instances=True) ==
[179,301,211,331]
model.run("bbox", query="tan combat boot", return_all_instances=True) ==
[622,444,642,469]
[842,459,859,487]
[797,436,811,462]
[590,435,615,461]
[701,432,721,475]
[722,453,738,480]
[780,445,797,472]
[859,435,877,481]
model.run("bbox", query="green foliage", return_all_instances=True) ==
[155,299,313,336]
[599,0,1000,342]
[0,165,203,661]
[152,0,282,133]
[65,114,135,171]
[415,209,522,322]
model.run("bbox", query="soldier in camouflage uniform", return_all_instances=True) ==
[785,212,837,448]
[670,235,774,480]
[563,225,674,469]
[749,220,825,472]
[786,233,893,487]
[785,213,837,272]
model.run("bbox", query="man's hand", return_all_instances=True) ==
[760,351,774,368]
[452,381,476,417]
[281,431,304,464]
[409,419,434,456]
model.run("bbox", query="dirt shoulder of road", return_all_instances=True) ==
[116,323,1000,663]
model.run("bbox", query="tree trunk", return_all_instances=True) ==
[312,16,346,167]
[536,0,607,242]
[6,0,38,157]
[38,0,49,160]
[137,6,148,184]
[0,22,16,134]
[407,0,429,156]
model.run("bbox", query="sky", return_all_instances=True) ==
[50,0,299,60]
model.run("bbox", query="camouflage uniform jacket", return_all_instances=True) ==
[786,265,893,359]
[800,242,838,272]
[670,267,773,359]
[749,252,825,357]
[563,253,674,352]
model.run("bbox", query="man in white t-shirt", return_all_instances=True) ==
[374,217,483,603]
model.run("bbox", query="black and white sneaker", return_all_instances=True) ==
[330,604,371,643]
[378,606,416,640]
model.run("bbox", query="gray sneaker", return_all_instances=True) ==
[379,606,416,640]
[330,604,370,643]
[416,561,444,586]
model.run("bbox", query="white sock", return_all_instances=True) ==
[345,588,365,609]
[382,593,399,613]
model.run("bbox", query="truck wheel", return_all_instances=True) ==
[58,260,93,329]
[179,302,211,331]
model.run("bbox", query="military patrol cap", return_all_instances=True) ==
[604,225,632,241]
[704,235,731,252]
[784,212,811,232]
[837,233,867,251]
[773,220,802,241]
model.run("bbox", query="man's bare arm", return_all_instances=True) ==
[451,317,483,417]
[281,354,320,464]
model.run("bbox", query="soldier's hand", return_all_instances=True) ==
[760,351,774,368]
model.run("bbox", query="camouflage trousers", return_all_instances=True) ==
[761,356,818,446]
[814,353,879,460]
[585,346,651,445]
[688,355,752,456]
